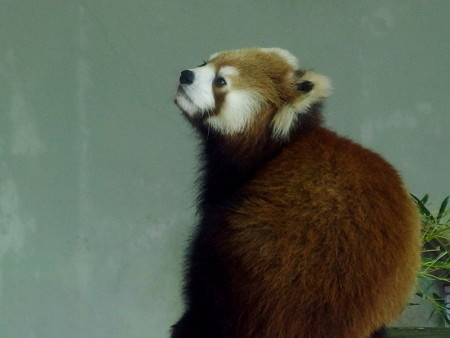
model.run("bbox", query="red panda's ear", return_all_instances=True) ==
[258,48,299,69]
[296,80,314,93]
[272,70,331,139]
[294,69,332,99]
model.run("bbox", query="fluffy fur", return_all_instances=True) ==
[172,48,421,338]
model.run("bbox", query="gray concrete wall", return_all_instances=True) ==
[0,1,449,336]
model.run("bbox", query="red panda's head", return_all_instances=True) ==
[175,48,331,140]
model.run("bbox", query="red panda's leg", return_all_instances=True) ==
[170,311,196,338]
[170,310,211,338]
[171,308,235,338]
[171,223,234,338]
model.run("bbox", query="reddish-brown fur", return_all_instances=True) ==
[172,48,421,338]
[216,127,421,337]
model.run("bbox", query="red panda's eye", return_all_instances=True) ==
[214,77,227,87]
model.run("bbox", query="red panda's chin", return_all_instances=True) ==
[175,93,198,117]
[175,93,219,123]
[175,85,217,119]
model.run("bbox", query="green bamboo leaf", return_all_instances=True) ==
[443,315,450,325]
[427,308,436,322]
[411,194,433,218]
[421,194,430,205]
[432,293,443,302]
[413,193,450,324]
[437,196,449,222]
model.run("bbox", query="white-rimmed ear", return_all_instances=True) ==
[259,48,299,69]
[208,52,220,61]
[272,70,331,139]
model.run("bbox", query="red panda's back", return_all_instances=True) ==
[217,127,421,338]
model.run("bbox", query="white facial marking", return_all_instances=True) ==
[219,66,238,77]
[175,64,216,117]
[206,90,261,134]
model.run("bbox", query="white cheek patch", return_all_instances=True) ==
[175,64,216,117]
[206,90,262,135]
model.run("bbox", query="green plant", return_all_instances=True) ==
[412,194,450,325]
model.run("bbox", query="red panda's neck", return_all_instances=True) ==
[195,103,324,209]
[198,132,282,209]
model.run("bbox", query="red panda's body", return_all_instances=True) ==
[172,48,421,338]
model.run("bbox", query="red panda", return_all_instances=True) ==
[171,48,421,338]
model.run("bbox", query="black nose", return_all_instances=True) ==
[180,70,195,85]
